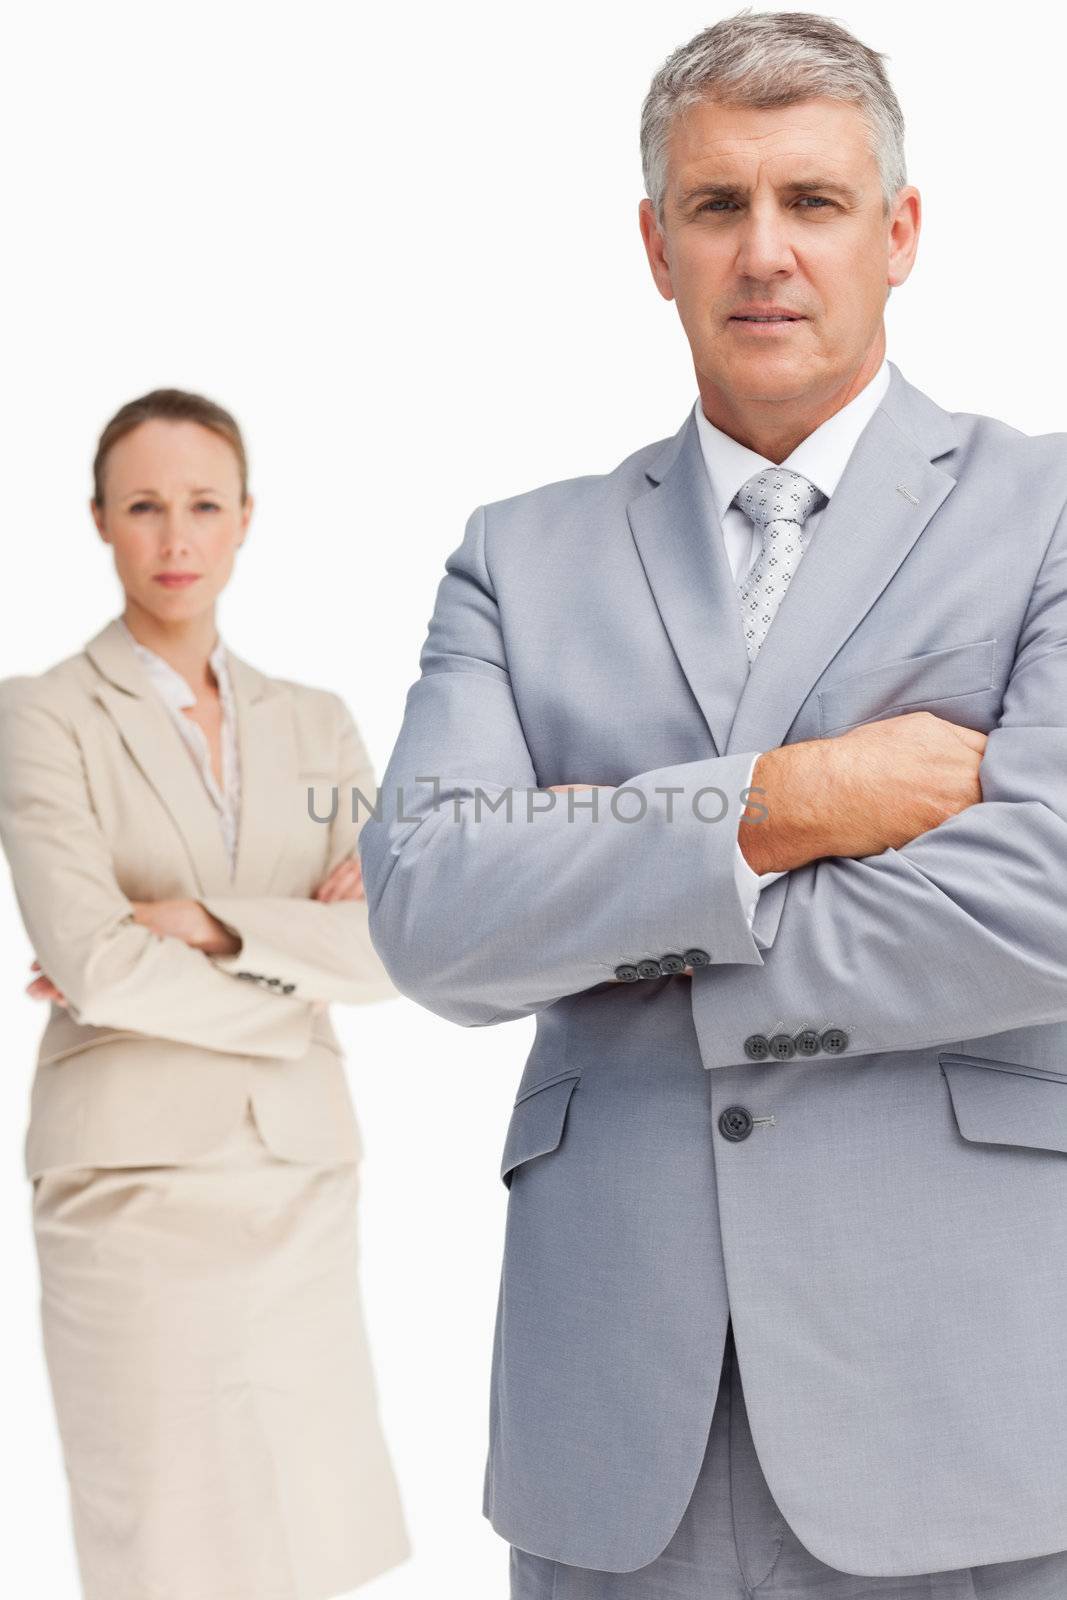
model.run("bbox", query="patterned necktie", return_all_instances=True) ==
[733,468,828,662]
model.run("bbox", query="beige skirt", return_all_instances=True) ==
[31,1097,411,1600]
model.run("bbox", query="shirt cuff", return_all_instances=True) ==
[735,751,788,927]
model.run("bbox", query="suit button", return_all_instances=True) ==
[821,1027,849,1054]
[793,1028,821,1056]
[658,953,686,975]
[718,1106,754,1141]
[684,947,711,968]
[743,1033,770,1061]
[614,964,639,982]
[769,1032,795,1059]
[636,958,662,979]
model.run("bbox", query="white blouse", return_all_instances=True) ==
[118,617,242,878]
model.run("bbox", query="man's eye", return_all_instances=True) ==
[697,195,833,214]
[195,502,220,512]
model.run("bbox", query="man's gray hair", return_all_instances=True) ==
[640,9,906,225]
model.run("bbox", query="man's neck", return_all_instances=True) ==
[696,343,886,462]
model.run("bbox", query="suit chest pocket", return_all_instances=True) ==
[818,638,997,736]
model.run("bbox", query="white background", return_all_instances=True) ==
[1,2,1063,1595]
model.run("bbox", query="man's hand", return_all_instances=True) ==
[741,712,988,874]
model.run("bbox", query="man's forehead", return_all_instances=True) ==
[667,113,874,209]
[669,97,871,173]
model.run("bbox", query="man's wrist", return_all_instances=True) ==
[740,741,837,872]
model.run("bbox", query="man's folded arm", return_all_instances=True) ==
[201,693,398,1006]
[697,491,1067,1068]
[0,682,315,1058]
[358,502,769,1029]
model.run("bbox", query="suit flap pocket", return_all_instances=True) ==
[940,1052,1067,1154]
[500,1073,581,1188]
[819,639,996,735]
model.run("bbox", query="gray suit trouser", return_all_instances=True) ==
[510,1320,1067,1598]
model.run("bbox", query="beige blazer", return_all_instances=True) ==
[0,616,397,1178]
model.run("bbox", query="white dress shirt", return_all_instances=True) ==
[117,617,242,878]
[692,358,891,926]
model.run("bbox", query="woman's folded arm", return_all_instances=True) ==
[0,680,316,1058]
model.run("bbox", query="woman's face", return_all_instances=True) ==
[92,418,253,624]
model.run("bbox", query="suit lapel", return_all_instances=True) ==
[627,361,960,758]
[84,617,293,896]
[226,652,295,894]
[627,412,751,758]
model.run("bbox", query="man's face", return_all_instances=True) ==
[639,95,918,406]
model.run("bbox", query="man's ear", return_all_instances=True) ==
[638,198,675,303]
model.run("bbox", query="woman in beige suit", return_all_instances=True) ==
[0,388,411,1600]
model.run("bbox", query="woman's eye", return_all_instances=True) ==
[128,501,156,513]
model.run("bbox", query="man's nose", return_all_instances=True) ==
[733,209,796,278]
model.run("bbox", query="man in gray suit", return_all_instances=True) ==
[359,10,1067,1596]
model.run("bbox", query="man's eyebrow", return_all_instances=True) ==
[679,177,860,205]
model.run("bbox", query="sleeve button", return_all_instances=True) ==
[743,1033,770,1061]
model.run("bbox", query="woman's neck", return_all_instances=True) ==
[120,604,221,696]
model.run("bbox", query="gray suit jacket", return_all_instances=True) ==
[358,361,1067,1577]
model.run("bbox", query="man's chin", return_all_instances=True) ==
[707,346,816,401]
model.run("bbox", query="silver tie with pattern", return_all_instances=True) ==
[733,468,828,662]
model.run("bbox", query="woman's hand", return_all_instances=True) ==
[313,854,364,902]
[27,960,69,1007]
[130,899,240,956]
